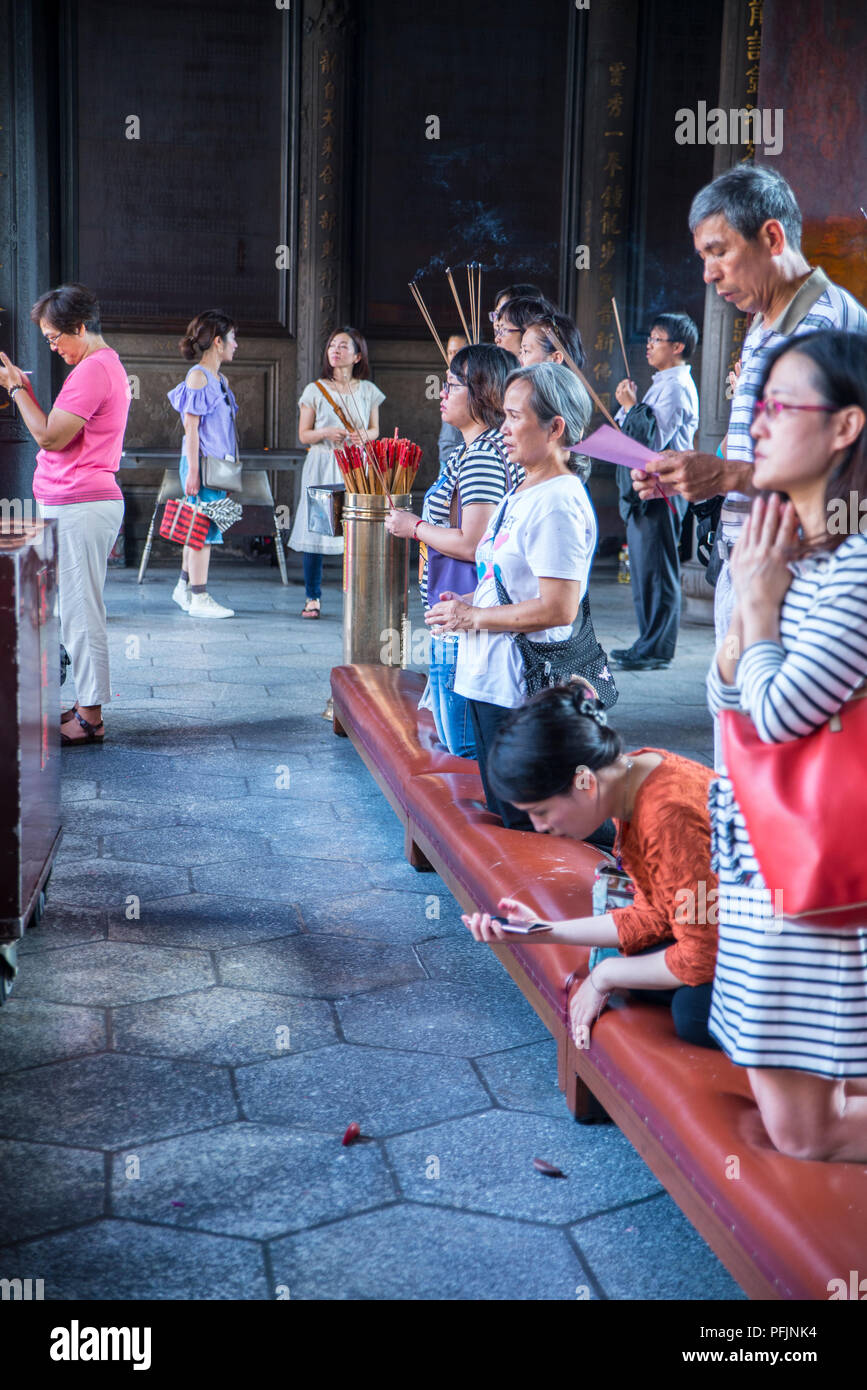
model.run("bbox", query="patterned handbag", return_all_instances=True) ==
[198,497,243,533]
[490,505,618,708]
[159,499,210,549]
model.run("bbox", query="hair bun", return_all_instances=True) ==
[569,680,607,726]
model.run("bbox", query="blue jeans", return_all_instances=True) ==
[303,552,323,600]
[428,637,476,758]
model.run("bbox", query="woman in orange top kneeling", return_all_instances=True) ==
[462,683,719,1048]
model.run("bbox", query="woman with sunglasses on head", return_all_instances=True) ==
[709,329,867,1161]
[518,308,586,369]
[167,309,240,619]
[0,283,131,744]
[461,684,719,1048]
[385,344,520,756]
[289,327,384,619]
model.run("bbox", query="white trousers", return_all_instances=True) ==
[38,500,124,707]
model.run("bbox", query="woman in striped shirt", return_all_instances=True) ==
[708,329,867,1162]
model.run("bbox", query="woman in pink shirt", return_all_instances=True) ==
[0,283,131,744]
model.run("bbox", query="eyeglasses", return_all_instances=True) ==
[495,324,520,339]
[646,335,671,345]
[43,330,64,348]
[752,398,838,421]
[442,378,467,396]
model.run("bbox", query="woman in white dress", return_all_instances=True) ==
[289,327,384,618]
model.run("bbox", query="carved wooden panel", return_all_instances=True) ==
[73,0,298,333]
[354,0,570,337]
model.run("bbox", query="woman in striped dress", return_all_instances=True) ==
[708,329,867,1162]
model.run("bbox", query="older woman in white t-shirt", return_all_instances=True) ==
[425,363,597,828]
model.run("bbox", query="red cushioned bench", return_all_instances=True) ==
[331,663,867,1300]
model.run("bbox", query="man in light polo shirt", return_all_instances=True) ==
[631,166,867,688]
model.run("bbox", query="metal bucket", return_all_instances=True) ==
[307,483,345,538]
[341,493,413,666]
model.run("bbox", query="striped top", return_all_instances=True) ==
[723,269,867,531]
[707,533,867,735]
[418,428,520,608]
[706,536,867,1076]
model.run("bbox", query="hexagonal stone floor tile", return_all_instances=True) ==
[572,1193,746,1300]
[3,1219,269,1299]
[338,979,549,1055]
[474,1038,567,1118]
[417,931,518,988]
[109,1121,395,1239]
[108,895,301,949]
[18,904,108,955]
[0,999,106,1072]
[236,1045,488,1136]
[385,1110,662,1224]
[44,858,191,911]
[0,1054,237,1147]
[0,1139,105,1244]
[299,890,456,945]
[101,826,277,867]
[12,941,215,1007]
[59,798,183,837]
[97,770,241,803]
[193,857,373,903]
[269,1204,595,1300]
[112,988,336,1063]
[218,935,423,998]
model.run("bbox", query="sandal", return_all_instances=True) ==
[301,598,321,619]
[60,709,105,746]
[60,702,79,725]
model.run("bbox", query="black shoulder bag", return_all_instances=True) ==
[489,502,618,709]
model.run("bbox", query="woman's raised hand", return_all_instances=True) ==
[461,911,510,942]
[384,508,417,538]
[730,493,798,611]
[0,352,25,392]
[424,594,474,632]
[322,426,348,445]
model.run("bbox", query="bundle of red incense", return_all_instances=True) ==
[334,436,422,495]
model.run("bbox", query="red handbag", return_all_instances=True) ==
[159,499,210,550]
[719,686,867,927]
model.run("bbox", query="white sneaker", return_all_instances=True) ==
[172,579,192,612]
[188,592,235,619]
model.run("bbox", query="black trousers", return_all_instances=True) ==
[466,696,616,850]
[625,494,689,660]
[631,979,717,1049]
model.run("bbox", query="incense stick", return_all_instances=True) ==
[408,281,449,365]
[475,263,482,346]
[611,297,630,379]
[445,266,472,344]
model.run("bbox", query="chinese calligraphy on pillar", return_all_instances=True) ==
[589,61,628,418]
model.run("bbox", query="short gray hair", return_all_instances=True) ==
[688,165,802,251]
[504,363,592,477]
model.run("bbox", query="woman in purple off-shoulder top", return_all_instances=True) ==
[166,309,240,619]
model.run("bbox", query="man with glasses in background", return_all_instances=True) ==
[611,312,700,670]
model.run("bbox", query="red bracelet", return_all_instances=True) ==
[412,519,422,540]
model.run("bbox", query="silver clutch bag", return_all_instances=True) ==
[200,451,243,492]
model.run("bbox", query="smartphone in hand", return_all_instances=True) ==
[495,919,553,935]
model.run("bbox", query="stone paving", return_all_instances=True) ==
[0,552,744,1300]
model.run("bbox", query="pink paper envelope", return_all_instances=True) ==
[573,424,658,471]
